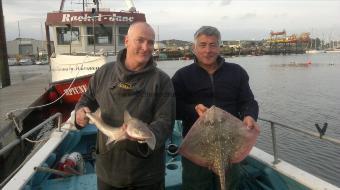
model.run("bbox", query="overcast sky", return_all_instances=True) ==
[2,0,340,41]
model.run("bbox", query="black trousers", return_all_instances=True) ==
[97,177,165,190]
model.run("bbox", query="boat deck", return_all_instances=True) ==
[0,72,50,147]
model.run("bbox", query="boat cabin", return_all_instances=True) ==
[45,9,146,56]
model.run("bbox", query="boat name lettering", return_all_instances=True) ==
[64,84,87,96]
[61,13,134,23]
[51,65,101,72]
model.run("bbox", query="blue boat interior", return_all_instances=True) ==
[23,122,310,190]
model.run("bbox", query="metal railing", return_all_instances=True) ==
[258,117,340,165]
[0,113,62,156]
[0,113,62,188]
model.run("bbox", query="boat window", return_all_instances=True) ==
[87,26,113,45]
[118,26,129,45]
[56,27,80,45]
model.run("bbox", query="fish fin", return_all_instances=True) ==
[94,109,101,117]
[106,137,116,146]
[89,120,95,125]
[115,132,127,142]
[124,111,132,123]
[145,131,156,150]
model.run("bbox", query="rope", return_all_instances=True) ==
[24,137,48,144]
[4,55,90,123]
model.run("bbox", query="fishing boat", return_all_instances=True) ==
[305,49,326,54]
[0,0,146,185]
[46,0,146,104]
[1,113,339,189]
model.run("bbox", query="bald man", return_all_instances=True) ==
[75,22,175,190]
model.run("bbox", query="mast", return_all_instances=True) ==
[0,0,11,87]
[59,0,66,11]
[125,0,136,12]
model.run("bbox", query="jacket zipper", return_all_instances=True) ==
[209,75,216,106]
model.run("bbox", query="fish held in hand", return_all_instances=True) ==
[178,106,259,190]
[124,111,156,150]
[86,111,126,145]
[85,110,156,150]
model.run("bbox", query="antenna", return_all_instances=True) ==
[125,0,136,12]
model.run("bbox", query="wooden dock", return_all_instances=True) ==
[0,65,50,148]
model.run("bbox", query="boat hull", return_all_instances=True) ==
[50,54,116,104]
[51,75,91,104]
[50,54,115,83]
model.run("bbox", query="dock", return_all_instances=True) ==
[0,65,50,148]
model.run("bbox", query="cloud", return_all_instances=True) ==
[239,12,257,19]
[220,0,233,6]
[220,15,229,20]
[273,12,288,18]
[3,0,340,41]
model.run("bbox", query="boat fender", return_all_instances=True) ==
[57,152,84,176]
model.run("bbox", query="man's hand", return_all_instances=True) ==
[195,104,208,117]
[75,107,91,127]
[122,124,139,141]
[243,116,260,132]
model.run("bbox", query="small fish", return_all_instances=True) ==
[86,110,156,150]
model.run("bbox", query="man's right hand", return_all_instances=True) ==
[75,107,91,127]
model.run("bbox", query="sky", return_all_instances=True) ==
[2,0,340,42]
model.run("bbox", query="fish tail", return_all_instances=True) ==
[219,168,226,190]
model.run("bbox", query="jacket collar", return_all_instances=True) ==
[193,55,225,73]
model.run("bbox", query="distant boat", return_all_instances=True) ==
[35,60,49,65]
[7,58,17,66]
[325,49,340,53]
[18,58,34,66]
[305,49,326,54]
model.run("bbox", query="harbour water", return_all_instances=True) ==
[5,53,340,187]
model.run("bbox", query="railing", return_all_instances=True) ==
[0,113,62,188]
[258,117,340,165]
[0,113,62,156]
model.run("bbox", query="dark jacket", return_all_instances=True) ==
[75,49,175,187]
[172,56,258,136]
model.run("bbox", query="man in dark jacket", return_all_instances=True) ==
[172,26,259,190]
[75,22,175,190]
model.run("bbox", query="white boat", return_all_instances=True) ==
[44,0,147,104]
[305,49,326,54]
[325,49,340,53]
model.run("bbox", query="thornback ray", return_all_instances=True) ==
[178,106,259,190]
